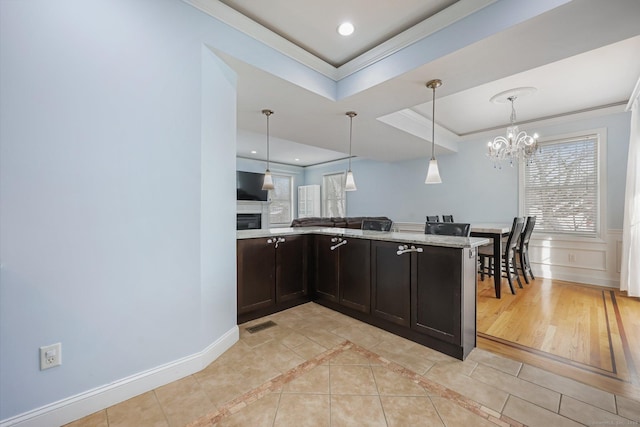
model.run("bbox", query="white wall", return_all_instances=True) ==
[0,0,239,423]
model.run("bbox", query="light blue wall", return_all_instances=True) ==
[0,0,239,419]
[303,111,631,228]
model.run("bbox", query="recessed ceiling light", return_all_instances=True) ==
[251,150,257,154]
[337,22,354,36]
[295,158,300,162]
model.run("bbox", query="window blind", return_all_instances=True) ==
[269,174,292,225]
[523,135,598,236]
[322,173,346,217]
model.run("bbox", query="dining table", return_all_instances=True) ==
[470,223,511,298]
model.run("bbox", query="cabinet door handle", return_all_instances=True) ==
[396,245,423,255]
[330,239,348,251]
[275,237,286,249]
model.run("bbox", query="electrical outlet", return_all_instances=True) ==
[40,343,62,370]
[568,253,576,262]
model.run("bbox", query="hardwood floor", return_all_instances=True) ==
[476,274,640,401]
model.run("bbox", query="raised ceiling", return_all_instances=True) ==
[218,0,458,67]
[187,0,640,166]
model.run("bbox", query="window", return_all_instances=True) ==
[521,131,604,237]
[322,172,346,217]
[269,174,292,226]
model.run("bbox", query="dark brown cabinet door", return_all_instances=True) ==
[276,234,307,302]
[412,246,461,344]
[371,241,411,326]
[314,235,339,302]
[339,238,371,313]
[237,238,276,315]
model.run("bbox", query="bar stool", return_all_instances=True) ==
[517,216,536,283]
[478,217,525,295]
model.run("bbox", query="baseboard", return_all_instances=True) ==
[0,326,239,427]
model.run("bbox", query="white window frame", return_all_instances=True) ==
[322,172,346,218]
[518,128,607,242]
[268,173,293,226]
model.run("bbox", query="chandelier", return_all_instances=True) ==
[487,88,539,168]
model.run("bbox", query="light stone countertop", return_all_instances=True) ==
[237,227,490,249]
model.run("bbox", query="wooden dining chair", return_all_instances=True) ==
[426,215,440,222]
[478,217,525,295]
[442,215,454,223]
[517,216,536,283]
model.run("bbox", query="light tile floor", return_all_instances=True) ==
[67,303,640,427]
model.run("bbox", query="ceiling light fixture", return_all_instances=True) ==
[345,111,357,191]
[337,22,354,36]
[487,88,539,168]
[261,109,275,190]
[425,79,443,184]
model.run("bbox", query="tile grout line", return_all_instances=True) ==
[152,388,173,427]
[186,336,529,427]
[347,343,526,427]
[184,341,351,427]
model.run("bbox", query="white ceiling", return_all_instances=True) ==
[218,0,458,67]
[188,0,640,166]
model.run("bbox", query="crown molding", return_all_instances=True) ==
[458,102,629,141]
[183,0,337,79]
[183,0,496,82]
[336,0,496,79]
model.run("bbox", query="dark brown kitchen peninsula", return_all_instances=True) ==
[237,227,489,360]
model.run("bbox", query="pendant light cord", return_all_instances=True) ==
[346,111,357,170]
[431,85,436,161]
[348,115,353,170]
[262,109,273,170]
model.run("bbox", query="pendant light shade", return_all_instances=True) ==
[261,109,275,190]
[425,79,442,184]
[425,159,441,184]
[345,111,357,191]
[262,169,274,189]
[345,170,356,190]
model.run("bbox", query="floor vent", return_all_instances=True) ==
[245,320,277,334]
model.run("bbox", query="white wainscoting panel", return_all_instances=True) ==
[525,230,621,288]
[393,222,622,288]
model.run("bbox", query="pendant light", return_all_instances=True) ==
[425,79,443,184]
[344,111,357,191]
[261,109,275,190]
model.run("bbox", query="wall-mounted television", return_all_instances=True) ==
[236,171,268,201]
